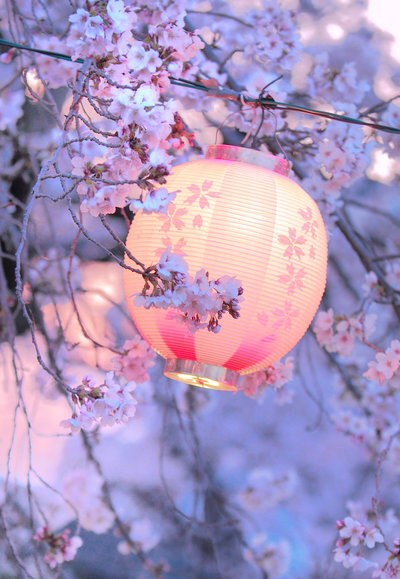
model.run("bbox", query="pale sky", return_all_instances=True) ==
[367,0,400,62]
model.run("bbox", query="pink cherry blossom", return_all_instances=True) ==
[60,372,137,433]
[375,351,400,380]
[130,187,177,214]
[339,516,365,546]
[333,545,360,568]
[68,8,104,40]
[113,336,156,383]
[34,527,83,568]
[365,528,384,549]
[156,246,188,281]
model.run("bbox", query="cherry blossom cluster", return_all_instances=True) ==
[113,335,156,383]
[239,356,294,403]
[334,516,384,572]
[24,0,205,217]
[331,409,375,444]
[313,308,377,357]
[33,526,83,569]
[362,271,383,297]
[308,53,370,108]
[117,518,160,555]
[304,121,371,208]
[347,500,399,534]
[374,539,400,578]
[130,186,177,214]
[65,0,203,69]
[243,533,291,577]
[135,247,243,333]
[239,468,297,511]
[330,339,400,465]
[340,502,400,578]
[244,1,300,73]
[2,0,400,576]
[61,372,137,433]
[364,340,400,386]
[62,469,115,534]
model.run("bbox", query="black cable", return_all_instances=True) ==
[1,37,399,135]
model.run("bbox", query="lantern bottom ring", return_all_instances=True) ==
[164,359,239,391]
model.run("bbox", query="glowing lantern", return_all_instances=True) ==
[124,145,327,391]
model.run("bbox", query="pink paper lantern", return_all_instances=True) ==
[124,145,328,391]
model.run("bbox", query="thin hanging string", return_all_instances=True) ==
[1,37,400,135]
[240,96,258,145]
[251,80,278,148]
[213,109,240,144]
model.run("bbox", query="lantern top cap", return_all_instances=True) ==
[206,145,290,176]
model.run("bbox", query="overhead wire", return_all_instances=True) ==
[0,37,399,135]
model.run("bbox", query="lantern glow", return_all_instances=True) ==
[124,145,328,391]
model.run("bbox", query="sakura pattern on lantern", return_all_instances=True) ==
[278,227,307,260]
[183,179,221,229]
[157,202,188,232]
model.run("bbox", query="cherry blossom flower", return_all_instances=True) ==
[118,519,160,554]
[130,187,177,214]
[332,329,355,357]
[373,539,400,577]
[313,308,335,346]
[126,44,162,77]
[34,527,82,569]
[152,23,205,61]
[68,8,104,40]
[333,545,360,568]
[309,53,369,105]
[365,528,384,549]
[239,468,297,511]
[314,309,377,357]
[332,410,375,443]
[81,185,128,216]
[60,372,137,433]
[32,35,75,88]
[62,470,115,533]
[243,533,291,577]
[364,340,400,385]
[156,246,188,281]
[113,336,156,383]
[134,249,243,333]
[375,351,400,380]
[316,140,347,175]
[362,271,380,296]
[107,0,137,33]
[244,2,300,72]
[240,358,294,402]
[334,510,384,573]
[338,516,365,546]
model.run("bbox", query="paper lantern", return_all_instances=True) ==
[124,145,327,391]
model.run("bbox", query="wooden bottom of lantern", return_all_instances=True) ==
[164,359,239,391]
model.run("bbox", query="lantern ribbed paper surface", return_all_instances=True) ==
[124,145,328,391]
